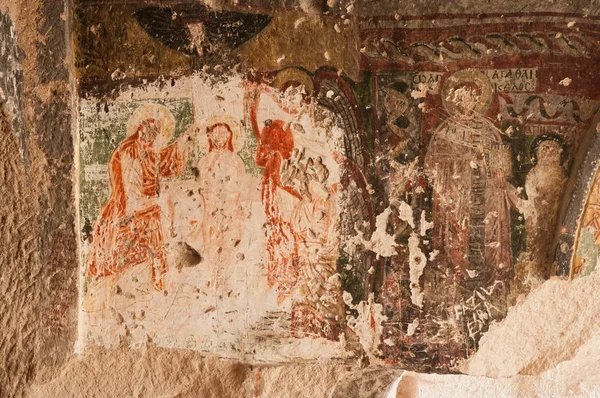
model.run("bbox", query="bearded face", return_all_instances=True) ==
[449,83,482,115]
[208,125,231,150]
[139,118,172,149]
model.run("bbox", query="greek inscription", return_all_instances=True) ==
[412,72,444,94]
[487,68,537,93]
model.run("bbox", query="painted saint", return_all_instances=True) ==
[507,135,567,287]
[197,120,247,289]
[424,70,513,289]
[290,163,343,341]
[250,91,302,300]
[85,103,190,291]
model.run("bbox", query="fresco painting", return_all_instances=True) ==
[75,4,600,371]
[571,164,600,278]
[78,76,354,360]
[371,58,600,367]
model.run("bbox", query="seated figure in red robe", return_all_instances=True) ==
[86,104,189,291]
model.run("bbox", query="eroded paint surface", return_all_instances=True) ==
[74,5,600,370]
[0,11,25,153]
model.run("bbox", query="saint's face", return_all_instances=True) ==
[139,119,160,143]
[536,141,562,166]
[140,118,171,150]
[152,121,174,150]
[209,125,231,150]
[450,85,481,115]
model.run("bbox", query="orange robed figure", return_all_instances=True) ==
[249,92,302,300]
[85,104,189,291]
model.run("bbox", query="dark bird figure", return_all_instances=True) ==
[132,3,271,69]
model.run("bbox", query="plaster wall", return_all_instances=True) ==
[1,0,599,397]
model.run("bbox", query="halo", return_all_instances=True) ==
[273,67,315,97]
[529,133,568,165]
[127,103,176,141]
[441,69,494,116]
[199,114,244,152]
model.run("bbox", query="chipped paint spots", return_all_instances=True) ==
[344,292,386,358]
[406,318,419,336]
[77,73,352,360]
[69,4,600,372]
[408,233,426,308]
[559,77,572,86]
[365,207,397,258]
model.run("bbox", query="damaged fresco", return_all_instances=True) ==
[366,15,600,369]
[571,165,600,278]
[74,3,600,371]
[78,75,357,360]
[558,108,600,281]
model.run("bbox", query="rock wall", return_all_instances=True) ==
[0,0,76,396]
[390,272,600,397]
[1,0,599,397]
